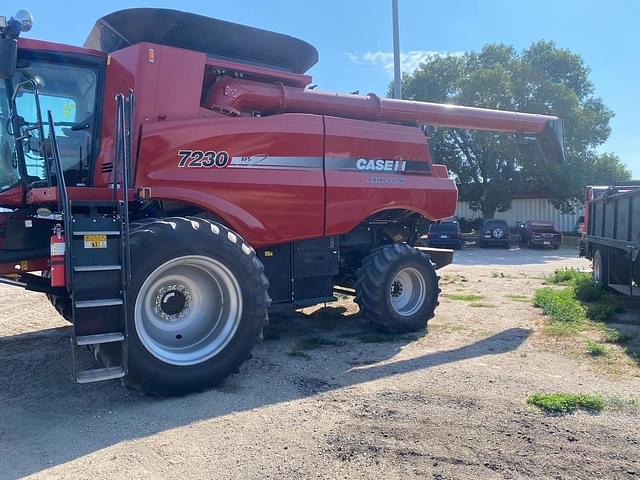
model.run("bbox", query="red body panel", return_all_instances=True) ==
[324,117,456,236]
[18,38,105,57]
[136,114,326,246]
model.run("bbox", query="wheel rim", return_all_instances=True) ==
[389,267,427,316]
[594,251,602,283]
[493,228,504,239]
[134,255,242,366]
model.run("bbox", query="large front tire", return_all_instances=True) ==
[354,243,440,333]
[119,217,270,395]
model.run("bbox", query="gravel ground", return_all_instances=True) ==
[0,243,639,479]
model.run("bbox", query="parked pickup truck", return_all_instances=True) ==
[518,221,562,249]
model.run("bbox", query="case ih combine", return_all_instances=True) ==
[0,9,565,394]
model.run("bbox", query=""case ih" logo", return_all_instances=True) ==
[356,159,406,172]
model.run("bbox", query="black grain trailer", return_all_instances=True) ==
[582,181,640,296]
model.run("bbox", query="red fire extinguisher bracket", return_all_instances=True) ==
[50,223,66,287]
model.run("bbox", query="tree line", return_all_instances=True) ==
[392,41,631,218]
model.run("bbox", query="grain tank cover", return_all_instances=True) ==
[84,8,319,74]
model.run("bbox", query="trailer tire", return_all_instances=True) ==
[593,248,609,287]
[355,243,440,333]
[109,217,270,396]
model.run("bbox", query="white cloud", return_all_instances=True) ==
[346,50,464,76]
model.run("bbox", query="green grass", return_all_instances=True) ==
[545,268,589,285]
[505,294,530,302]
[534,287,587,325]
[447,293,485,302]
[535,269,625,337]
[586,340,609,357]
[527,393,604,414]
[469,302,497,308]
[536,269,638,369]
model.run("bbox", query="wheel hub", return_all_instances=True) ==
[391,279,404,297]
[155,284,192,320]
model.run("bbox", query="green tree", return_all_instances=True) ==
[395,41,630,218]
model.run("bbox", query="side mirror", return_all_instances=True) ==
[0,37,17,79]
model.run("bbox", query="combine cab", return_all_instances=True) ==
[0,9,566,394]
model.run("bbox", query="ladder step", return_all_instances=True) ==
[76,332,125,346]
[75,298,123,308]
[76,366,125,384]
[72,230,120,236]
[74,265,122,272]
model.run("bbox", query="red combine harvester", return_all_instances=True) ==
[0,9,566,394]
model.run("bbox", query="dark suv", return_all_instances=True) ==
[479,219,511,248]
[427,221,463,250]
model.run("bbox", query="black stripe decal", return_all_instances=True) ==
[222,155,431,175]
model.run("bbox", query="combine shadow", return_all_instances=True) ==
[0,307,531,479]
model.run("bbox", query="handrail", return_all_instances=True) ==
[114,91,133,286]
[46,109,72,291]
[124,90,134,283]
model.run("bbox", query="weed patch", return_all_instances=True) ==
[505,294,530,302]
[533,287,587,325]
[527,393,604,414]
[448,293,485,302]
[469,302,497,308]
[586,340,609,357]
[545,268,589,285]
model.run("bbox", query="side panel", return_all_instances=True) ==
[95,43,206,187]
[136,114,325,247]
[323,117,458,236]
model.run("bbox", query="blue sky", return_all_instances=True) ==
[6,0,639,177]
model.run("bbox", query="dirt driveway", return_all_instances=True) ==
[1,244,639,479]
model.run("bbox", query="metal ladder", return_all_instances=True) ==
[48,92,134,383]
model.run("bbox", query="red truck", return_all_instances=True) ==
[0,9,565,394]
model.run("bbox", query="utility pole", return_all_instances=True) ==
[392,0,402,99]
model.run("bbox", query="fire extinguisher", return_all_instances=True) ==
[50,223,66,288]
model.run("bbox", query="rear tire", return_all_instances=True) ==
[106,217,270,396]
[354,243,440,333]
[593,248,609,287]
